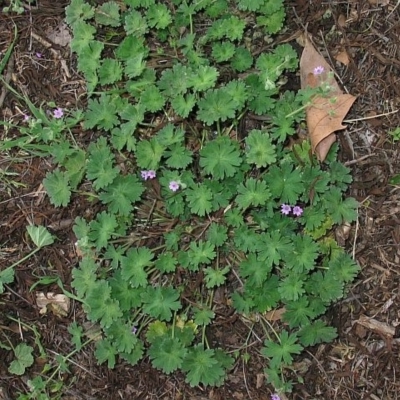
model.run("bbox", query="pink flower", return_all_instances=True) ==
[169,181,180,192]
[280,204,291,215]
[53,108,64,118]
[292,206,303,217]
[313,65,324,75]
[23,114,30,122]
[141,170,156,180]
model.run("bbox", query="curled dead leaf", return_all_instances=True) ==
[36,292,70,317]
[335,221,352,246]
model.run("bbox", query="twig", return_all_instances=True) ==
[343,153,376,166]
[242,361,253,400]
[344,108,399,123]
[352,210,359,261]
[357,314,395,337]
[46,348,100,379]
[31,31,70,78]
[30,31,54,49]
[386,0,400,19]
[319,31,348,93]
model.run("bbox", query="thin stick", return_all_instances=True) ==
[352,211,359,261]
[31,31,71,78]
[344,153,376,166]
[319,31,348,93]
[344,108,399,123]
[386,0,400,19]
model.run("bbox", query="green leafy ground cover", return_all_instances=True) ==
[2,0,360,397]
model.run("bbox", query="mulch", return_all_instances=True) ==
[1,0,400,399]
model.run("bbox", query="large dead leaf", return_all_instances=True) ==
[300,38,356,161]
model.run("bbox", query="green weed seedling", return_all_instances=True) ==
[0,160,27,196]
[16,332,95,400]
[2,0,25,14]
[0,22,17,74]
[388,126,400,142]
[8,343,34,375]
[0,226,54,294]
[4,317,96,400]
[2,317,44,398]
[2,0,35,14]
[387,128,400,185]
[0,83,84,158]
[0,83,85,203]
[8,0,360,394]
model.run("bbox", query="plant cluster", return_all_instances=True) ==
[388,127,400,142]
[2,314,91,400]
[2,0,360,395]
[2,0,26,14]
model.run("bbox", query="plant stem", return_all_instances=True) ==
[285,102,310,119]
[5,247,41,272]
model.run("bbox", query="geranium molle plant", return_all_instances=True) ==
[39,0,364,393]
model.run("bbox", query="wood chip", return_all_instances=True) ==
[356,314,395,337]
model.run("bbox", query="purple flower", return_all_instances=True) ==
[141,170,148,180]
[53,108,64,119]
[147,170,156,179]
[169,181,180,192]
[271,395,281,400]
[23,114,30,122]
[313,65,324,75]
[141,170,156,180]
[131,326,137,335]
[292,206,303,217]
[280,204,291,215]
[36,52,42,58]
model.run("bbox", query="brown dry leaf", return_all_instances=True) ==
[335,49,350,66]
[256,373,264,389]
[300,38,356,161]
[264,307,286,321]
[36,292,70,317]
[47,22,72,47]
[337,14,347,28]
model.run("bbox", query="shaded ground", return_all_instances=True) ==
[1,0,400,399]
